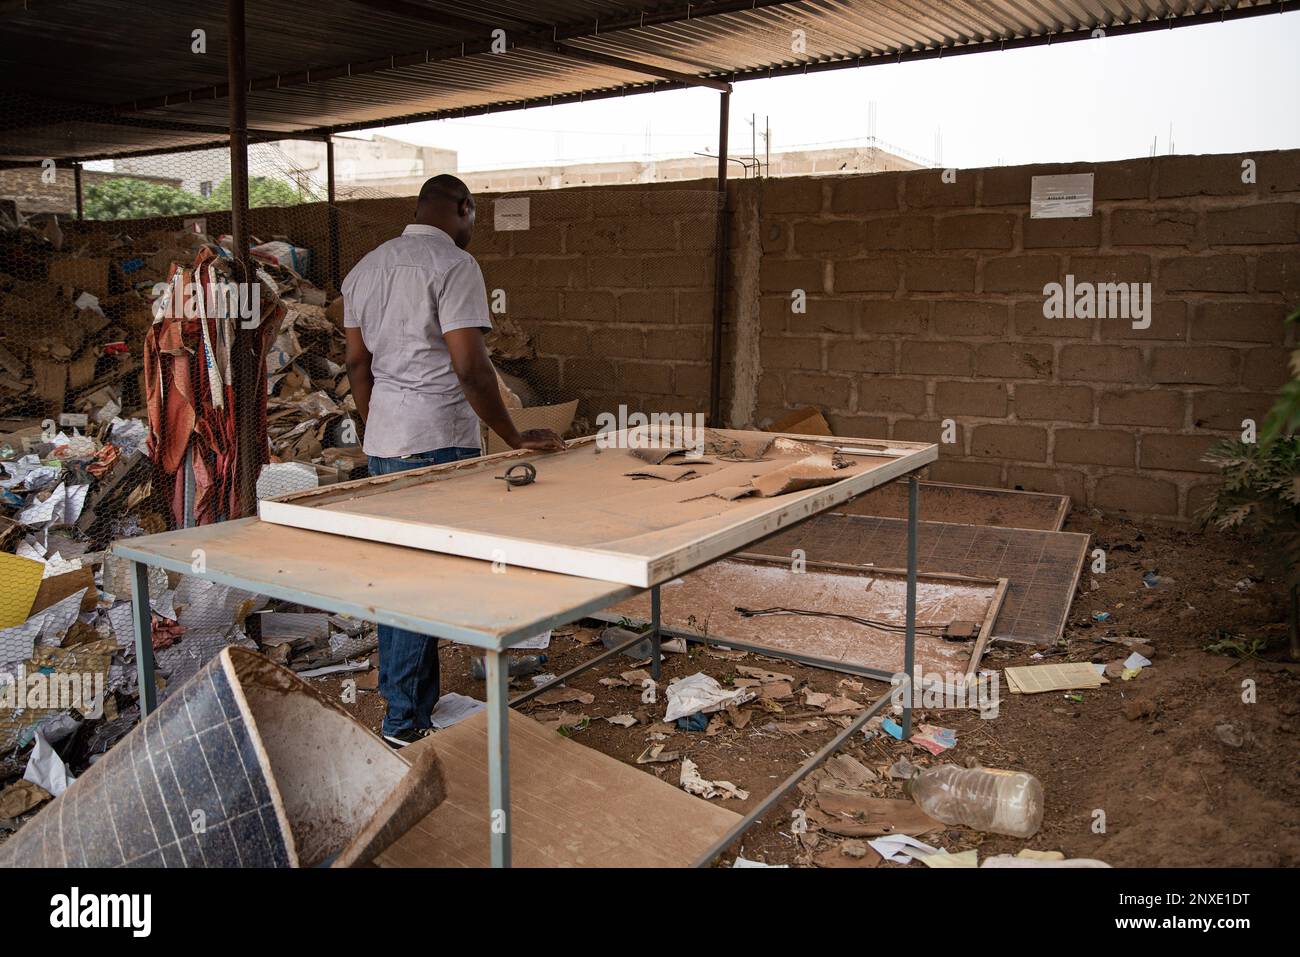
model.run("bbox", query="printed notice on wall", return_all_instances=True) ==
[1029,173,1094,219]
[494,197,530,231]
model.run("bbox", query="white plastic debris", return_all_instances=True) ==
[868,833,939,864]
[108,417,148,456]
[1123,651,1152,670]
[680,758,748,800]
[663,672,756,723]
[24,729,75,797]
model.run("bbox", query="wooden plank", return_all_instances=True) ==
[257,428,937,586]
[375,709,741,868]
[112,518,637,650]
[605,555,1004,679]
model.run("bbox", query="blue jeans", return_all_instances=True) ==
[368,446,480,734]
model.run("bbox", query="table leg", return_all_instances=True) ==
[485,649,512,868]
[902,476,918,739]
[130,560,157,717]
[649,585,662,682]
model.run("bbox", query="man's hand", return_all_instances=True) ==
[518,428,566,452]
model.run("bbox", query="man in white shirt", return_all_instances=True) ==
[343,174,564,747]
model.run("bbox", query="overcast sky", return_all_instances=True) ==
[373,15,1299,173]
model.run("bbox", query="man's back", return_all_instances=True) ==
[342,223,491,458]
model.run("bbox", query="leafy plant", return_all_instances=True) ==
[204,174,316,211]
[1201,308,1300,658]
[83,174,316,221]
[1202,631,1268,666]
[84,178,207,220]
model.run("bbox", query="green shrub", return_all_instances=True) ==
[1201,308,1300,657]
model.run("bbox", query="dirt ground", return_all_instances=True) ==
[3,507,1293,867]
[318,506,1300,868]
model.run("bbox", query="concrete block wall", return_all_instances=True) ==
[321,185,720,425]
[467,183,719,422]
[60,150,1298,522]
[740,150,1300,522]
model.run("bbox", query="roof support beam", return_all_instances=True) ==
[340,0,731,91]
[547,43,731,92]
[111,0,782,113]
[301,0,1290,139]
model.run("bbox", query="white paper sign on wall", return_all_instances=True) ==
[494,197,530,231]
[1030,173,1094,219]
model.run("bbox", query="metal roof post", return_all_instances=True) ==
[327,135,340,291]
[709,86,731,427]
[228,0,261,518]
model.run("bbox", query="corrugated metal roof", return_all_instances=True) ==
[0,0,1288,161]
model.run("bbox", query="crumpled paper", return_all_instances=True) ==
[0,455,61,492]
[109,417,148,456]
[18,483,89,527]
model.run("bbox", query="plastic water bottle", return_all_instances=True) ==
[470,655,547,680]
[909,765,1044,838]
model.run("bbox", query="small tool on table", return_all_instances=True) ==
[496,462,537,491]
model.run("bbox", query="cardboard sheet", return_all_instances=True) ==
[1004,662,1106,694]
[484,399,579,454]
[375,709,740,868]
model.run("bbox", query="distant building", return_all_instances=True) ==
[274,136,458,199]
[460,144,924,193]
[1,137,925,219]
[111,134,458,200]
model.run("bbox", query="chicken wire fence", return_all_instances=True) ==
[0,136,721,777]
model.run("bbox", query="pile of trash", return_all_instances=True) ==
[0,206,559,829]
[261,296,365,495]
[0,211,378,827]
[0,545,379,824]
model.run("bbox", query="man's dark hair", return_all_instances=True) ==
[418,174,472,208]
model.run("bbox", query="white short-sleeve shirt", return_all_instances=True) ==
[342,224,492,457]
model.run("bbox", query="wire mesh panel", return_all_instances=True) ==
[331,183,721,450]
[0,141,379,788]
[0,132,721,802]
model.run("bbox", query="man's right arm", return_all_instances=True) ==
[444,327,564,451]
[438,257,564,453]
[344,326,374,425]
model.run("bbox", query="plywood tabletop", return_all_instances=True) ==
[111,518,639,650]
[259,428,937,586]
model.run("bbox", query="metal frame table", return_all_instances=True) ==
[113,471,930,867]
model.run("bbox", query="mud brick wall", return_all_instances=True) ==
[739,150,1300,522]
